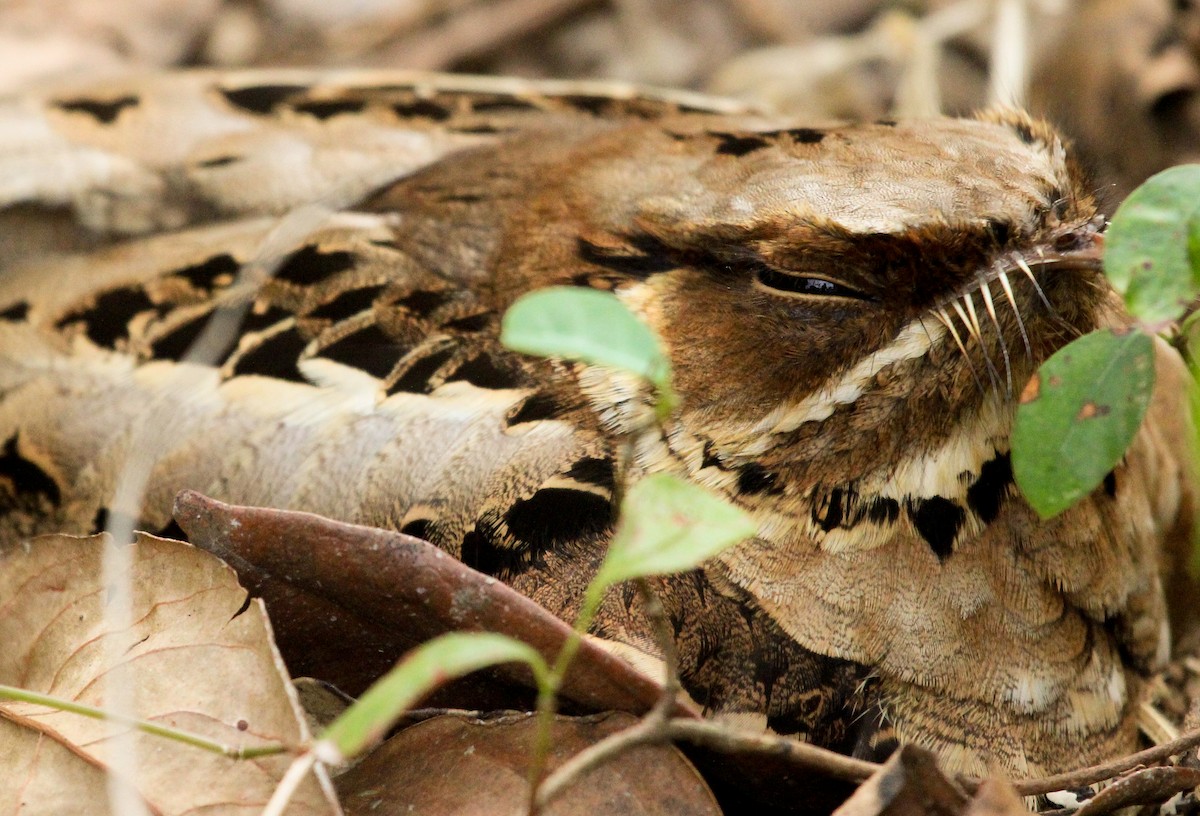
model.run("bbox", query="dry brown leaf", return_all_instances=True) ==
[0,532,340,815]
[961,778,1031,816]
[0,716,147,815]
[337,711,721,816]
[173,490,693,718]
[832,745,967,816]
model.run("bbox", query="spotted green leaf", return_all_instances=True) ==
[1012,328,1156,518]
[1104,164,1200,325]
[595,473,756,589]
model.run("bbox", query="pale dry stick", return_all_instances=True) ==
[261,752,319,816]
[100,533,147,816]
[892,0,992,118]
[98,203,334,814]
[988,0,1030,109]
[890,12,943,118]
[532,579,683,813]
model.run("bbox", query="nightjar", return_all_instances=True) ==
[0,70,1192,777]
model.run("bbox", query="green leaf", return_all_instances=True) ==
[1105,164,1200,324]
[595,474,756,588]
[501,287,675,410]
[1012,328,1156,518]
[316,633,547,764]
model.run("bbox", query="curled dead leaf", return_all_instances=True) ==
[173,490,695,718]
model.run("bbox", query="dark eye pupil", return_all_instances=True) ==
[752,264,869,300]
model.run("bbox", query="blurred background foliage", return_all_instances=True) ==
[1,0,1196,205]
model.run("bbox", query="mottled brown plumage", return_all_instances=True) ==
[0,70,1192,776]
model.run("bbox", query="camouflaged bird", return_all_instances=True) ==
[0,70,1193,778]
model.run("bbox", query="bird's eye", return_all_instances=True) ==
[752,264,870,300]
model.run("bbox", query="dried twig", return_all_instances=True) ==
[990,726,1200,796]
[666,719,883,783]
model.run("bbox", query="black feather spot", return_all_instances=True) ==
[239,305,292,335]
[150,313,215,361]
[0,301,29,320]
[231,328,307,382]
[400,518,436,541]
[816,488,845,531]
[171,254,239,290]
[966,453,1013,524]
[445,353,523,389]
[0,434,60,507]
[562,95,613,115]
[460,528,518,576]
[789,128,826,144]
[577,237,678,277]
[469,98,541,113]
[504,487,612,551]
[387,345,457,394]
[738,463,780,495]
[985,219,1012,247]
[874,120,897,127]
[196,155,240,168]
[319,324,407,379]
[450,124,506,135]
[1012,121,1036,145]
[398,290,452,317]
[392,100,452,121]
[57,287,158,347]
[908,497,964,562]
[275,246,356,287]
[1103,471,1118,497]
[90,507,109,534]
[55,95,139,123]
[505,392,567,425]
[438,193,485,204]
[865,497,900,524]
[712,132,771,156]
[700,441,723,470]
[219,84,307,114]
[564,457,616,492]
[307,286,387,321]
[443,312,492,332]
[294,99,367,119]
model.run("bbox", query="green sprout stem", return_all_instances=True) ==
[0,684,289,759]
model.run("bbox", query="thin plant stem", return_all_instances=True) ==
[533,580,680,811]
[0,684,289,760]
